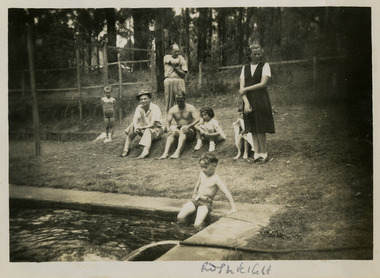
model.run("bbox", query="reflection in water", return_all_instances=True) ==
[10,207,197,262]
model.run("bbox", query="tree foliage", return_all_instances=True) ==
[8,7,371,98]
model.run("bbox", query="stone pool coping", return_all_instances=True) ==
[9,184,282,261]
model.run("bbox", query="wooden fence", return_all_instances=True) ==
[10,50,344,117]
[9,42,155,122]
[216,55,345,92]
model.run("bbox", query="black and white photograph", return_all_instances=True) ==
[2,0,379,277]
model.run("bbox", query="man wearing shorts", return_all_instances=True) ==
[159,91,200,159]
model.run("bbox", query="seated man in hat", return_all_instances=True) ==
[121,90,164,159]
[159,90,200,159]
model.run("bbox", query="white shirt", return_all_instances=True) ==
[200,118,226,140]
[132,103,162,128]
[240,63,271,79]
[164,55,188,78]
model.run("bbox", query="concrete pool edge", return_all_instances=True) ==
[9,184,282,261]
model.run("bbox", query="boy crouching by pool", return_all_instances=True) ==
[177,153,237,229]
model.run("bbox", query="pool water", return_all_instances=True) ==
[9,205,198,262]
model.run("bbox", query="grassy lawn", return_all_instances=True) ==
[8,95,373,260]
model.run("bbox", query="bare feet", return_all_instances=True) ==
[243,153,248,159]
[121,149,129,157]
[170,152,180,159]
[233,152,241,160]
[159,154,168,159]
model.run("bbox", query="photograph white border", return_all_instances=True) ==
[1,1,379,277]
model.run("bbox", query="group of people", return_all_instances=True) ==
[117,89,225,160]
[100,42,275,228]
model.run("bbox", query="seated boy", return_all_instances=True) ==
[177,153,237,229]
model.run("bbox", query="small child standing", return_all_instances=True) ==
[177,153,237,229]
[194,107,226,152]
[101,86,116,142]
[232,107,254,159]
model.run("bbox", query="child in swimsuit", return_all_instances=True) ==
[177,153,237,229]
[232,107,254,159]
[101,86,116,142]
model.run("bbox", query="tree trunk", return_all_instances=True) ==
[217,10,227,66]
[207,8,213,56]
[245,8,253,46]
[104,8,117,62]
[184,8,191,70]
[154,10,165,95]
[197,8,208,63]
[132,9,149,61]
[237,8,244,64]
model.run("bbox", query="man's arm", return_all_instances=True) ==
[171,63,186,79]
[165,109,175,133]
[188,106,200,128]
[140,105,162,129]
[194,118,205,134]
[180,105,200,134]
[169,56,187,79]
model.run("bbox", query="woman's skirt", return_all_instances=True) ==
[243,89,275,134]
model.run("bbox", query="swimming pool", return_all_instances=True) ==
[9,201,198,262]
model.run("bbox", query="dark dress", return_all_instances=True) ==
[242,62,275,134]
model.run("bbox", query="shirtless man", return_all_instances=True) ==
[159,91,200,159]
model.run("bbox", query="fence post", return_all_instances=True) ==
[76,47,83,120]
[198,61,203,95]
[117,52,123,121]
[150,49,155,91]
[21,70,25,98]
[103,43,108,86]
[21,70,27,116]
[313,56,317,93]
[26,23,41,157]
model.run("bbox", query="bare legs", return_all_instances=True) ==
[122,129,153,158]
[159,132,176,159]
[159,130,188,159]
[103,117,114,142]
[234,138,250,160]
[137,129,152,159]
[171,131,187,158]
[252,133,267,159]
[177,201,209,229]
[121,133,136,156]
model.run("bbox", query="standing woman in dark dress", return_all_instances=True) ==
[238,43,275,164]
